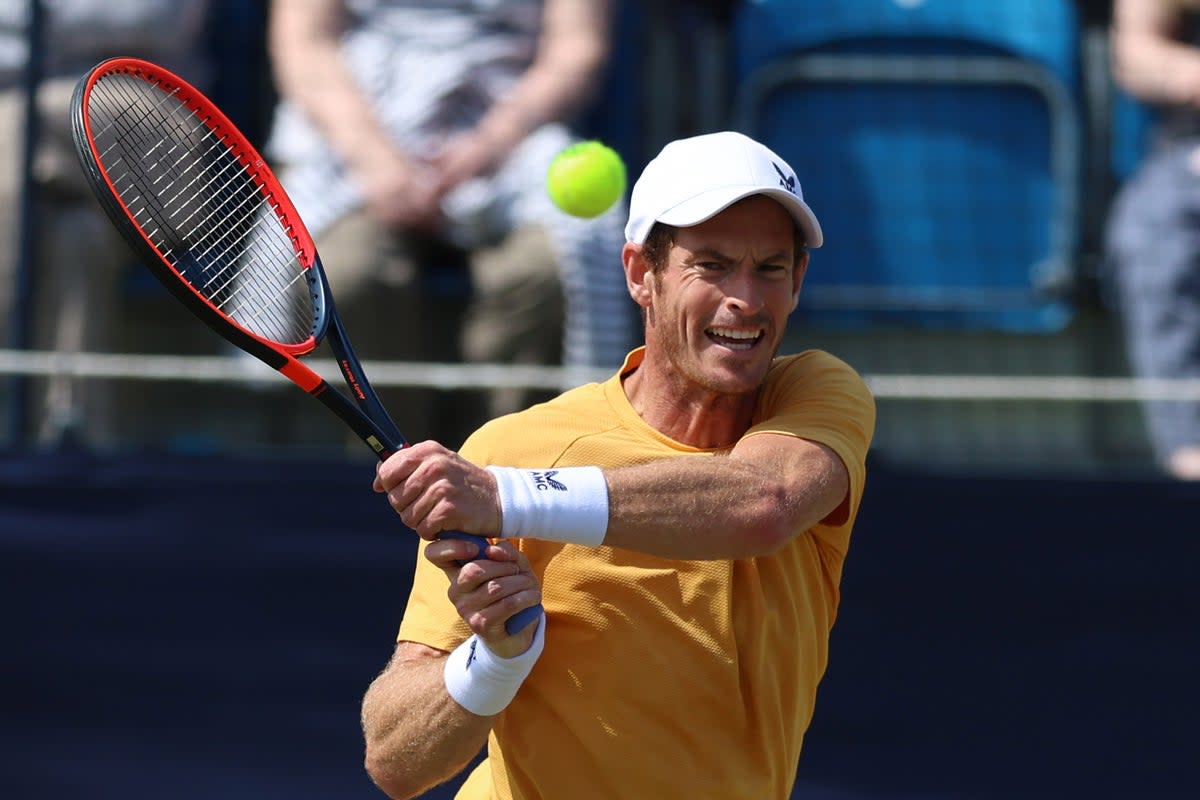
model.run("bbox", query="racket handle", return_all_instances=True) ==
[438,532,544,635]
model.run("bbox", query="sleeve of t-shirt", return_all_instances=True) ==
[744,350,876,535]
[394,535,474,650]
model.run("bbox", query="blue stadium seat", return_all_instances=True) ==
[732,0,1084,331]
[1110,87,1157,184]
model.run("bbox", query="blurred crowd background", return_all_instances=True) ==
[6,0,1194,482]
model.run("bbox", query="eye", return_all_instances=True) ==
[758,261,791,278]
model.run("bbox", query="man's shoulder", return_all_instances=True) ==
[495,380,610,427]
[770,349,866,384]
[762,349,876,418]
[461,380,615,465]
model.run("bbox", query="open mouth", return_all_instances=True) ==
[706,326,764,351]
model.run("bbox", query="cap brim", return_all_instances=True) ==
[655,186,823,248]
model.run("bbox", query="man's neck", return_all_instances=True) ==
[621,362,757,450]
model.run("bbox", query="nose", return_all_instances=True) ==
[723,269,765,315]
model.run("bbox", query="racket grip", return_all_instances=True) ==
[438,532,544,635]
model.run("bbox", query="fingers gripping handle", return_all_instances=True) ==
[374,448,542,635]
[438,532,544,635]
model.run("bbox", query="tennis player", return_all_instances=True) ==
[366,131,876,799]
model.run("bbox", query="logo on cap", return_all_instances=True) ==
[773,162,796,195]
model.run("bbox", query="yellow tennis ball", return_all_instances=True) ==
[546,141,626,218]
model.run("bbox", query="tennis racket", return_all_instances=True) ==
[70,57,540,634]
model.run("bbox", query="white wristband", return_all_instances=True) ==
[486,466,609,547]
[443,616,546,716]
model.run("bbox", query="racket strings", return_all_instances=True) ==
[85,72,319,346]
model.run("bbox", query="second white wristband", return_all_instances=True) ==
[444,616,546,716]
[487,466,609,547]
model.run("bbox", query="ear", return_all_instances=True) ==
[790,250,809,312]
[623,242,654,309]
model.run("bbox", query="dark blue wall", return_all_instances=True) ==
[3,453,1196,799]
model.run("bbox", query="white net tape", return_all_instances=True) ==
[4,349,1200,402]
[0,349,608,392]
[864,374,1200,402]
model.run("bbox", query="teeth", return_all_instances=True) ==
[709,327,759,340]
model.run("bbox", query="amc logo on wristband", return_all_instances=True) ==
[488,465,609,546]
[531,471,568,491]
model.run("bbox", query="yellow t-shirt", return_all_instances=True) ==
[397,347,876,800]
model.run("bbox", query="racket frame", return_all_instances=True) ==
[70,57,542,634]
[70,57,402,456]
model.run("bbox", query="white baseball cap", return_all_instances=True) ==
[624,131,823,248]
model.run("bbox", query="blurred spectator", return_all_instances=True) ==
[1076,0,1113,27]
[1106,0,1200,479]
[264,0,636,444]
[0,0,213,448]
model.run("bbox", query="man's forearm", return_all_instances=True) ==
[489,435,849,560]
[602,438,847,559]
[362,647,492,799]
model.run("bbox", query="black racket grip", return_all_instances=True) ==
[438,532,544,635]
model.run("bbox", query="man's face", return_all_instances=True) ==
[638,195,807,398]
